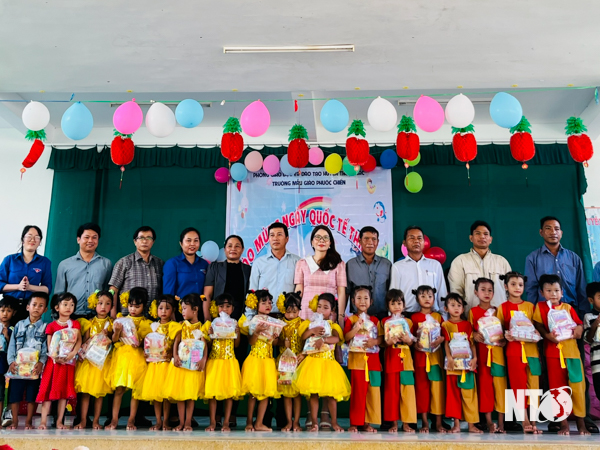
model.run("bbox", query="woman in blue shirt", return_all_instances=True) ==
[163,227,209,317]
[0,225,52,324]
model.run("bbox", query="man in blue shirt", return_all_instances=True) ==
[525,216,589,317]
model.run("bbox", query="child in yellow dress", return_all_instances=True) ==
[293,293,351,432]
[239,290,282,432]
[202,293,242,432]
[104,287,153,430]
[137,294,182,430]
[74,290,114,430]
[169,293,208,431]
[277,292,303,432]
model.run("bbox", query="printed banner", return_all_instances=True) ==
[586,207,600,265]
[227,167,394,264]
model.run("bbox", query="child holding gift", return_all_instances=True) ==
[0,296,15,411]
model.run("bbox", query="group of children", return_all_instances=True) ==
[1,271,599,435]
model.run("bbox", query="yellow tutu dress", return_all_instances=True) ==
[202,320,243,401]
[292,320,351,402]
[75,316,114,398]
[165,320,206,402]
[136,321,182,402]
[277,316,303,398]
[239,315,280,401]
[105,314,152,394]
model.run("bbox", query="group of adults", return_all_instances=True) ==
[0,216,594,326]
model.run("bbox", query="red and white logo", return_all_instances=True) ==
[505,388,573,423]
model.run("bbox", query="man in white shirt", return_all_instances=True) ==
[390,226,447,313]
[448,220,511,312]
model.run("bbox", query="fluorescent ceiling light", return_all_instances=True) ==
[110,102,212,108]
[398,99,493,105]
[223,44,354,54]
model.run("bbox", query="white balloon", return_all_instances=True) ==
[367,97,398,132]
[445,94,475,128]
[22,101,50,131]
[145,102,176,138]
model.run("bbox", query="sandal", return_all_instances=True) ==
[320,412,331,430]
[585,420,599,434]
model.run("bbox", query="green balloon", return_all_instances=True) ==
[342,156,359,176]
[403,152,421,167]
[405,172,423,193]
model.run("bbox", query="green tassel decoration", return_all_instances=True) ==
[397,115,417,133]
[113,129,133,139]
[451,124,475,134]
[25,129,46,141]
[565,117,587,135]
[288,124,308,142]
[510,116,532,134]
[347,119,366,138]
[223,117,242,134]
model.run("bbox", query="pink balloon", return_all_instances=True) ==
[244,150,263,172]
[309,147,324,165]
[214,167,230,183]
[413,96,444,132]
[401,244,408,257]
[240,100,271,137]
[113,99,143,134]
[423,235,431,252]
[263,154,280,175]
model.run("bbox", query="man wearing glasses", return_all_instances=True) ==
[109,226,163,318]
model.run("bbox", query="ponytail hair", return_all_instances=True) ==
[500,271,527,284]
[310,225,342,271]
[473,277,494,291]
[412,285,436,296]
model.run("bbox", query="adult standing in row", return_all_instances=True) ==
[110,226,163,318]
[0,225,52,324]
[390,226,446,314]
[54,223,113,319]
[346,226,391,319]
[448,220,511,312]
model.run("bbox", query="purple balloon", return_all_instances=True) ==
[113,99,143,135]
[214,167,230,183]
[263,155,280,175]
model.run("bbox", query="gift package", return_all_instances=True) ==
[384,314,415,343]
[507,310,541,343]
[114,316,140,347]
[348,313,379,353]
[210,312,238,339]
[84,332,113,370]
[178,330,205,371]
[416,314,441,352]
[6,348,40,380]
[547,304,577,342]
[303,313,332,354]
[478,309,504,346]
[277,348,298,385]
[249,314,286,342]
[48,321,78,365]
[444,332,473,371]
[144,322,169,363]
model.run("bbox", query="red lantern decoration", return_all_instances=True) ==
[346,119,370,167]
[396,115,420,162]
[452,124,477,165]
[111,131,135,188]
[565,117,594,166]
[21,129,46,178]
[509,116,535,169]
[221,117,244,163]
[287,124,309,168]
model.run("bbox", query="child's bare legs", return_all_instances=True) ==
[449,418,460,433]
[38,401,52,429]
[206,399,217,431]
[523,409,541,434]
[246,397,256,431]
[435,415,447,433]
[75,394,91,429]
[222,399,233,432]
[484,412,497,433]
[162,400,172,430]
[327,397,344,432]
[56,399,68,429]
[402,421,415,433]
[127,398,139,430]
[151,401,163,430]
[183,400,194,431]
[254,399,272,432]
[105,387,125,429]
[419,413,429,433]
[282,397,293,432]
[92,397,104,429]
[468,419,483,434]
[9,403,20,429]
[496,412,505,433]
[292,396,302,431]
[308,395,319,432]
[320,399,331,428]
[575,417,591,435]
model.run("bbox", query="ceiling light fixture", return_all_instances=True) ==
[110,101,212,108]
[398,98,493,106]
[223,44,354,54]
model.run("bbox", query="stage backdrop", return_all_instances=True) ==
[45,143,594,288]
[227,167,393,264]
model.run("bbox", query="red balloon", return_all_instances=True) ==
[423,235,431,252]
[425,246,446,265]
[361,154,377,172]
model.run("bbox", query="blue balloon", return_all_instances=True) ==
[217,248,226,262]
[490,92,523,128]
[200,240,220,262]
[320,99,349,133]
[230,162,248,181]
[280,154,297,176]
[380,149,398,169]
[61,102,93,140]
[175,99,204,128]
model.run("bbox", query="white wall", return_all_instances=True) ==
[583,137,600,207]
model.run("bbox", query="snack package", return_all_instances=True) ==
[210,312,238,339]
[277,348,298,385]
[348,313,379,353]
[249,314,286,342]
[478,309,504,346]
[114,316,140,347]
[384,314,415,343]
[178,330,205,371]
[303,313,332,354]
[6,347,40,380]
[444,332,473,371]
[507,310,541,343]
[547,303,577,342]
[85,329,113,370]
[144,322,168,363]
[416,314,442,352]
[339,342,349,367]
[48,321,79,365]
[594,325,600,344]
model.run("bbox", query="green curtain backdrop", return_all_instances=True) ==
[46,143,592,286]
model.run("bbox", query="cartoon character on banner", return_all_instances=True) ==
[366,178,376,194]
[377,242,390,260]
[373,201,386,223]
[233,183,249,232]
